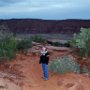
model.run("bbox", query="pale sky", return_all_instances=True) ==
[0,0,90,20]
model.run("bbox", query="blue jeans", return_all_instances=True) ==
[42,64,49,79]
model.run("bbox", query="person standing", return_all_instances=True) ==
[39,47,49,80]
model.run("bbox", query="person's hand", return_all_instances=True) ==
[46,55,49,57]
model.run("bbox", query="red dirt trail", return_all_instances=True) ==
[1,51,90,90]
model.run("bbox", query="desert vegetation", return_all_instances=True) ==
[49,56,80,73]
[49,41,70,47]
[49,55,89,74]
[16,39,32,52]
[49,28,90,75]
[71,28,90,58]
[0,25,32,60]
[31,35,46,43]
[0,25,17,60]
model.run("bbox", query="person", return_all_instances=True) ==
[39,46,49,80]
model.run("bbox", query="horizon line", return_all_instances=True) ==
[0,18,90,21]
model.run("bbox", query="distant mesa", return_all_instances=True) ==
[0,19,90,34]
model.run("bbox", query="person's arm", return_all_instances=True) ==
[46,52,50,57]
[46,52,50,64]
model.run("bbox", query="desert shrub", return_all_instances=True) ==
[0,24,17,60]
[0,36,17,60]
[63,41,71,47]
[52,42,63,47]
[49,56,80,73]
[51,41,70,47]
[16,39,32,51]
[31,35,45,43]
[70,28,90,58]
[49,56,89,74]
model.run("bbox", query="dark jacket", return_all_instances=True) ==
[39,52,49,65]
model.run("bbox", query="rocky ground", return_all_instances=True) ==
[0,46,90,90]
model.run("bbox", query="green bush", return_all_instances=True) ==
[49,41,70,47]
[0,36,17,60]
[49,56,89,74]
[16,39,32,50]
[63,41,71,47]
[49,56,80,73]
[0,24,17,60]
[0,24,32,59]
[31,35,45,43]
[52,42,63,47]
[70,28,90,57]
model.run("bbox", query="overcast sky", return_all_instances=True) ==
[0,0,90,20]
